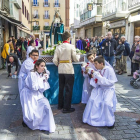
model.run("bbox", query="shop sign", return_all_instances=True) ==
[110,20,126,28]
[87,3,93,11]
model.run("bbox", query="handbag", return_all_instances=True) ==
[133,54,140,63]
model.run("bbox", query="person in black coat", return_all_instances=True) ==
[102,32,117,66]
[6,54,21,77]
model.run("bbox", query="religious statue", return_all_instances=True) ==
[50,10,64,45]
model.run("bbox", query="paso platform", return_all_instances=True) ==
[43,62,84,105]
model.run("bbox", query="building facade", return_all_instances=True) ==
[31,0,70,39]
[74,0,102,39]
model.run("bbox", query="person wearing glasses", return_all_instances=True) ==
[18,50,39,93]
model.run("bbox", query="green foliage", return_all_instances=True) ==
[80,50,86,54]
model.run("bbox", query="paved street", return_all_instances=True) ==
[0,61,140,140]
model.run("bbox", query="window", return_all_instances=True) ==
[34,10,38,18]
[34,21,39,26]
[55,0,59,7]
[45,11,49,18]
[33,0,38,5]
[45,22,49,26]
[27,10,28,20]
[22,1,24,14]
[44,0,48,5]
[25,6,26,17]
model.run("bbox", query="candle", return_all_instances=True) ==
[48,38,50,47]
[73,33,75,47]
[44,34,46,52]
[52,35,54,46]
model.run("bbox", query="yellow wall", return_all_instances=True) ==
[31,0,66,37]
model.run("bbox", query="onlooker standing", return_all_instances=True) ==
[1,40,12,68]
[21,38,27,61]
[114,33,120,47]
[121,36,130,73]
[128,36,139,76]
[115,39,125,75]
[9,36,14,52]
[132,40,140,72]
[102,32,117,66]
[82,38,87,51]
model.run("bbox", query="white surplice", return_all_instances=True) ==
[26,46,35,58]
[81,60,112,104]
[18,57,34,93]
[83,66,118,127]
[20,72,56,132]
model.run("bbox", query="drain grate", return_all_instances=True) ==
[3,94,17,100]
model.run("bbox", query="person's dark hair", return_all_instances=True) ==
[29,39,35,46]
[87,53,94,59]
[7,40,12,43]
[30,49,39,55]
[62,31,71,41]
[94,56,105,65]
[34,59,45,72]
[118,38,123,43]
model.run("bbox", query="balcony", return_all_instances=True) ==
[32,2,39,6]
[1,0,10,14]
[102,0,129,21]
[32,15,39,19]
[43,2,50,7]
[44,26,51,30]
[78,6,102,27]
[128,0,140,12]
[43,15,50,19]
[33,26,40,30]
[11,0,22,9]
[53,3,60,7]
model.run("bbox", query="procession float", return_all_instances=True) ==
[40,10,86,105]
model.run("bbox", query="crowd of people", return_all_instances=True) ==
[0,31,140,133]
[76,32,140,76]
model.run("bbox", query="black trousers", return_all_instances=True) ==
[58,74,74,110]
[133,63,139,73]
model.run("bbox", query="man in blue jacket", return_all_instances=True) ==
[121,36,130,73]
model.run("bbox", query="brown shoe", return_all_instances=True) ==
[136,120,140,124]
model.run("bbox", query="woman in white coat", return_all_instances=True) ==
[20,59,56,133]
[26,40,36,59]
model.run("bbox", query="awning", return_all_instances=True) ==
[0,13,30,31]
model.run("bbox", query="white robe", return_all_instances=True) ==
[26,46,35,58]
[83,66,118,127]
[81,60,112,104]
[18,57,34,93]
[20,72,56,132]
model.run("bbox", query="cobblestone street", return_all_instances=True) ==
[0,62,140,140]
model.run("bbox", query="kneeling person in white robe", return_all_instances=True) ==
[83,56,118,129]
[20,59,56,132]
[18,50,39,93]
[81,54,113,104]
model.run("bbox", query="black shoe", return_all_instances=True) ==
[22,121,27,127]
[128,74,133,76]
[62,108,75,113]
[107,123,115,129]
[58,106,63,110]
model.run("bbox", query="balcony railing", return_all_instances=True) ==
[32,2,39,6]
[43,2,50,7]
[102,0,128,18]
[128,0,140,9]
[33,26,40,30]
[53,3,60,7]
[1,0,10,14]
[43,15,50,19]
[44,26,51,30]
[11,0,22,9]
[32,15,40,19]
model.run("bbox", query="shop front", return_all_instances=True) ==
[108,19,126,37]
